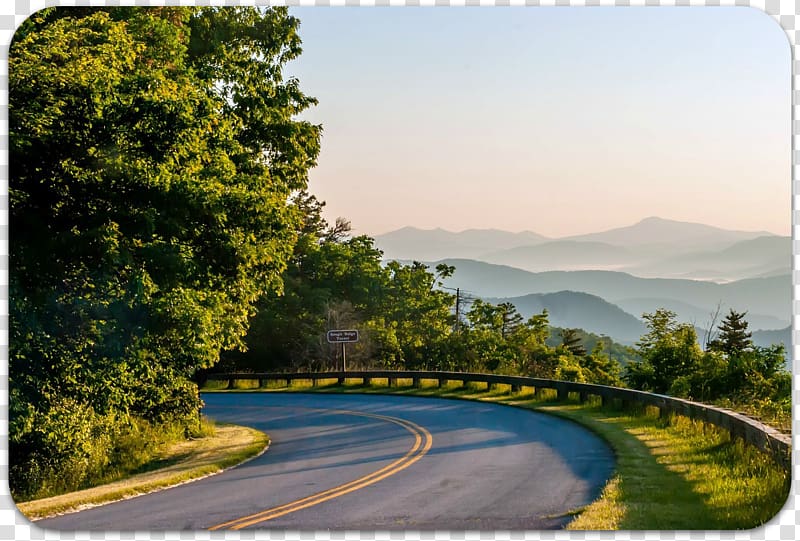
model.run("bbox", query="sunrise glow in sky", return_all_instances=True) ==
[285,7,791,238]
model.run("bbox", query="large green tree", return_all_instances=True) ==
[708,309,753,357]
[681,311,788,404]
[624,309,702,393]
[227,193,386,372]
[558,328,587,357]
[222,198,460,373]
[10,6,320,498]
[374,261,456,369]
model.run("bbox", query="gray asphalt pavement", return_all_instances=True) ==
[33,392,615,531]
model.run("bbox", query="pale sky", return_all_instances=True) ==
[286,7,791,238]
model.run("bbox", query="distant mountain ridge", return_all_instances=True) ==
[482,240,636,272]
[561,216,774,248]
[375,217,788,282]
[374,226,549,261]
[486,291,647,344]
[622,235,790,281]
[612,297,788,332]
[751,327,791,353]
[377,217,790,351]
[430,259,790,331]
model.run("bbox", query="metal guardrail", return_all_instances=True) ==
[204,370,792,469]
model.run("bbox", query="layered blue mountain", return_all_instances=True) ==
[431,259,788,328]
[376,217,791,353]
[486,291,647,345]
[375,217,789,281]
[560,216,773,250]
[374,226,548,261]
[621,235,790,281]
[481,241,637,272]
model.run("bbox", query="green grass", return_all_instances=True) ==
[17,422,269,520]
[529,403,789,530]
[202,378,791,530]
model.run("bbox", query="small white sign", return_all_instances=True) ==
[326,329,359,343]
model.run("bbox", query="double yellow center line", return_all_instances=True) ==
[208,409,433,530]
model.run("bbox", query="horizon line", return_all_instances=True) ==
[360,216,786,239]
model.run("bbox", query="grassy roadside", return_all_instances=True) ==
[204,377,791,530]
[16,423,269,521]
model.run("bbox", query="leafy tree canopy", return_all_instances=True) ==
[10,6,320,499]
[624,309,703,393]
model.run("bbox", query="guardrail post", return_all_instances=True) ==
[258,378,265,388]
[579,391,588,403]
[389,377,396,387]
[286,377,292,387]
[312,377,318,387]
[338,376,345,385]
[557,388,568,401]
[729,422,746,443]
[621,399,631,411]
[363,376,371,386]
[413,377,421,388]
[488,382,496,391]
[511,384,521,393]
[438,378,445,388]
[228,377,235,390]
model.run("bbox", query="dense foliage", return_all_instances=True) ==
[10,6,320,499]
[214,194,458,374]
[623,309,790,424]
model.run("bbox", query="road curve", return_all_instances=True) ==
[34,393,614,531]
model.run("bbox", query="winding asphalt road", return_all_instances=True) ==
[35,393,615,531]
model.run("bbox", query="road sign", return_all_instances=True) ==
[327,329,359,343]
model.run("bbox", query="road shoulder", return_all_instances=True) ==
[15,424,269,522]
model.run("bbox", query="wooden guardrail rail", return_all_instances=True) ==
[203,370,792,469]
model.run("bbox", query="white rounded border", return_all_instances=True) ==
[0,1,796,540]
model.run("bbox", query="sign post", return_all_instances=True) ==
[326,330,359,372]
